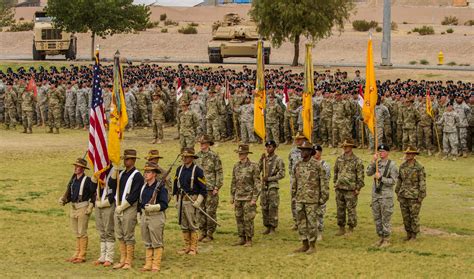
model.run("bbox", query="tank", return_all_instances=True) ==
[208,13,270,64]
[32,11,77,60]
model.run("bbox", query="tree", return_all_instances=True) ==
[0,0,15,28]
[46,0,150,60]
[250,0,354,66]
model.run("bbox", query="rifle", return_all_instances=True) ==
[150,154,180,205]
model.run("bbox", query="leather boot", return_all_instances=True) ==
[306,241,316,254]
[72,236,87,263]
[151,248,163,272]
[198,232,207,242]
[202,232,213,243]
[113,241,127,269]
[188,231,199,255]
[291,223,297,231]
[243,237,252,247]
[22,128,27,133]
[94,242,106,265]
[346,226,354,235]
[373,237,384,247]
[335,226,345,236]
[463,151,468,158]
[122,244,134,269]
[232,237,246,246]
[403,232,412,241]
[293,240,309,253]
[157,139,162,144]
[140,248,153,271]
[268,227,276,234]
[410,233,417,241]
[379,237,391,248]
[177,232,191,255]
[103,241,114,267]
[66,237,81,262]
[262,227,271,235]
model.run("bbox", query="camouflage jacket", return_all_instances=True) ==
[195,149,223,191]
[396,160,426,200]
[258,153,285,189]
[265,101,282,124]
[47,88,62,107]
[292,158,329,205]
[288,146,302,179]
[418,103,433,127]
[375,104,390,129]
[190,99,205,120]
[334,153,365,191]
[437,110,459,133]
[151,99,166,121]
[453,102,471,128]
[230,158,261,202]
[320,98,333,119]
[367,159,399,199]
[400,102,420,129]
[179,110,200,137]
[332,99,352,124]
[237,103,254,123]
[21,90,35,112]
[65,88,76,107]
[206,95,222,120]
[4,88,17,109]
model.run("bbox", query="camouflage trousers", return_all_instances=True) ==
[76,105,89,127]
[126,111,134,129]
[22,110,33,130]
[371,196,394,237]
[295,202,319,242]
[266,123,280,145]
[333,121,350,146]
[152,119,164,140]
[207,118,221,141]
[384,122,393,146]
[320,117,332,145]
[260,188,279,228]
[36,104,47,125]
[290,177,297,223]
[64,106,76,128]
[179,134,196,150]
[283,112,296,141]
[417,126,433,151]
[335,189,359,228]
[396,124,403,149]
[317,203,326,232]
[240,121,256,144]
[443,132,458,156]
[48,106,62,129]
[398,197,422,234]
[199,191,219,236]
[234,200,256,238]
[368,126,385,150]
[138,105,149,126]
[458,127,468,152]
[5,107,17,128]
[402,128,417,150]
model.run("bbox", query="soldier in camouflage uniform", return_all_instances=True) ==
[437,102,460,160]
[47,82,63,134]
[333,139,365,235]
[64,82,77,129]
[136,86,151,128]
[367,144,398,247]
[368,99,390,150]
[319,92,333,147]
[332,92,353,147]
[190,92,206,135]
[151,92,166,144]
[453,95,471,157]
[284,89,302,144]
[76,83,89,130]
[125,88,136,131]
[21,85,35,134]
[258,140,285,234]
[265,94,283,145]
[195,135,223,242]
[396,146,426,241]
[312,144,330,241]
[0,79,5,123]
[400,95,420,150]
[468,96,474,154]
[417,96,434,155]
[4,81,17,129]
[178,101,200,150]
[230,144,261,247]
[292,141,329,254]
[288,132,306,229]
[14,79,26,122]
[236,95,255,144]
[36,80,49,127]
[205,90,222,142]
[396,96,405,150]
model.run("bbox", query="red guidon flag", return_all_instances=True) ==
[176,78,183,101]
[282,84,289,108]
[26,77,37,97]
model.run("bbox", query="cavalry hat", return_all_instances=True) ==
[235,144,252,154]
[377,144,390,152]
[73,158,89,170]
[265,140,277,148]
[341,139,356,148]
[143,161,161,173]
[297,141,314,150]
[403,146,420,155]
[199,135,215,146]
[145,149,163,160]
[121,149,139,159]
[181,148,199,158]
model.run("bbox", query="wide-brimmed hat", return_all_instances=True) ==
[199,135,214,146]
[181,148,199,158]
[297,141,314,150]
[403,146,419,155]
[341,139,356,148]
[121,149,139,159]
[235,144,252,154]
[145,149,163,160]
[143,161,161,173]
[293,132,307,140]
[72,158,89,170]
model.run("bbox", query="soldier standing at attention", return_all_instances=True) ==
[312,144,330,241]
[334,139,365,236]
[396,146,426,241]
[173,148,207,255]
[195,135,223,242]
[367,144,398,247]
[437,102,460,160]
[292,141,329,254]
[150,92,166,144]
[265,94,283,144]
[288,132,306,230]
[4,81,17,130]
[138,162,168,272]
[108,149,144,270]
[47,81,63,134]
[236,95,255,144]
[21,83,35,134]
[453,94,471,158]
[64,82,77,129]
[400,94,420,150]
[230,144,261,247]
[58,158,97,263]
[178,100,201,150]
[258,140,285,234]
[206,89,222,142]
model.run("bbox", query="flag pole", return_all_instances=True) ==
[114,50,121,207]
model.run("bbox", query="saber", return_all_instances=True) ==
[182,191,221,227]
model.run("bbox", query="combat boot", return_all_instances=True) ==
[232,237,246,246]
[156,139,162,144]
[21,128,27,133]
[316,232,323,242]
[427,150,432,156]
[293,240,309,253]
[177,232,191,255]
[202,232,214,243]
[122,244,134,269]
[188,231,199,255]
[379,237,391,248]
[47,127,53,133]
[150,138,157,144]
[346,226,354,235]
[373,237,383,247]
[243,237,252,247]
[198,233,207,242]
[151,247,163,272]
[140,248,153,271]
[54,128,60,134]
[262,227,271,235]
[268,227,276,235]
[410,233,417,241]
[113,241,127,269]
[403,232,412,241]
[335,226,345,236]
[305,241,316,254]
[463,151,468,158]
[290,223,297,231]
[27,128,32,134]
[452,156,457,161]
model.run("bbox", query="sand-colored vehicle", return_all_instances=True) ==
[208,13,270,64]
[32,11,76,60]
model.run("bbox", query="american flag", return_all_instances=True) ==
[88,49,109,181]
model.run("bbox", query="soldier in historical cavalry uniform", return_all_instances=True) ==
[396,146,426,241]
[194,135,223,242]
[292,141,329,254]
[47,82,63,134]
[58,158,97,263]
[178,100,201,150]
[108,149,144,269]
[173,148,207,255]
[150,92,166,144]
[367,144,398,247]
[138,161,168,272]
[258,140,285,234]
[333,139,365,235]
[437,101,460,160]
[312,144,330,241]
[230,144,261,247]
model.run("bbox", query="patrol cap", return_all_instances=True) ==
[377,144,390,152]
[265,140,277,148]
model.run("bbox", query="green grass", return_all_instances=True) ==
[0,126,473,277]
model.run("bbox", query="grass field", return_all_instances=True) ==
[0,125,473,278]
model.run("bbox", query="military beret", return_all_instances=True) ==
[265,140,277,148]
[377,144,390,152]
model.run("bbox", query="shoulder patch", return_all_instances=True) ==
[198,177,207,184]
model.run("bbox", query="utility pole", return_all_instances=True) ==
[381,0,392,66]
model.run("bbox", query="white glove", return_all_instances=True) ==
[192,194,204,208]
[145,204,161,212]
[91,175,98,184]
[58,197,65,206]
[86,203,94,215]
[110,166,118,179]
[115,200,131,215]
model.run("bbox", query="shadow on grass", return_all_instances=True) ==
[0,205,65,217]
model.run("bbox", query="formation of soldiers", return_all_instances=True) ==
[1,64,472,158]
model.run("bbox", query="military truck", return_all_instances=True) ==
[208,13,270,64]
[32,11,76,60]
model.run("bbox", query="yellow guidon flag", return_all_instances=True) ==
[253,40,266,140]
[362,38,378,135]
[302,44,314,142]
[426,88,434,118]
[108,50,128,165]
